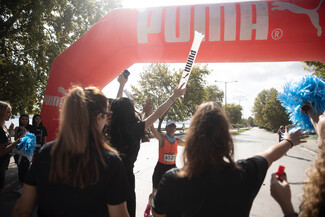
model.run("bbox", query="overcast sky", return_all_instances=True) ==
[102,0,313,119]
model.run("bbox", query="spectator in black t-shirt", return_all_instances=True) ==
[11,86,130,217]
[109,78,186,217]
[152,101,307,217]
[32,114,47,156]
[0,101,22,194]
[13,114,35,193]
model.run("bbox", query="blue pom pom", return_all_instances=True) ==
[278,75,325,131]
[17,133,36,157]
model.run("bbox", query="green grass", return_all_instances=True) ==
[230,128,251,136]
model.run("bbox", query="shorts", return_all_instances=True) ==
[152,161,176,189]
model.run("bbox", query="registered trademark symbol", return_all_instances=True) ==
[271,28,283,40]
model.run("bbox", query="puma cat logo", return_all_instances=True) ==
[272,0,323,37]
[57,87,68,95]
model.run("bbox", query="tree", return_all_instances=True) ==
[131,63,223,131]
[304,61,325,80]
[252,88,290,131]
[223,103,242,125]
[0,0,121,115]
[228,103,243,125]
[247,116,255,127]
[204,85,224,106]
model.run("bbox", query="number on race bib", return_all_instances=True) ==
[164,154,176,162]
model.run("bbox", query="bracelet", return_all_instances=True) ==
[170,97,175,103]
[284,212,298,217]
[284,139,294,148]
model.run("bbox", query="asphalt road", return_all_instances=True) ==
[0,127,318,217]
[134,127,317,217]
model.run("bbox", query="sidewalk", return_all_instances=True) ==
[301,137,319,154]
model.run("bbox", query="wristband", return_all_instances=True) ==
[284,139,294,148]
[170,97,175,103]
[284,212,298,217]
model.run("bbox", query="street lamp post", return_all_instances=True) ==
[215,80,238,110]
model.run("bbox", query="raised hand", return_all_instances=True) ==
[283,128,308,147]
[171,83,186,100]
[117,73,128,85]
[143,98,153,116]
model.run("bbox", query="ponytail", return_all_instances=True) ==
[50,86,116,188]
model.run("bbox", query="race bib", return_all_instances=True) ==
[164,154,176,162]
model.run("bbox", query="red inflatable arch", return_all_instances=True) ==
[41,0,325,141]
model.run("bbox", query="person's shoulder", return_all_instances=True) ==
[164,168,182,180]
[39,141,55,153]
[236,155,268,174]
[102,149,123,164]
[237,155,267,166]
[34,141,55,162]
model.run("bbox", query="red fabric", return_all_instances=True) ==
[41,0,325,141]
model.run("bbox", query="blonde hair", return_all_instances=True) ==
[300,145,325,217]
[49,86,117,188]
[180,101,237,178]
[0,101,10,127]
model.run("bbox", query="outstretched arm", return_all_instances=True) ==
[116,74,128,98]
[144,84,186,130]
[150,125,164,147]
[258,129,308,167]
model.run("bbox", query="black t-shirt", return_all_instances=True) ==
[0,127,11,159]
[34,125,48,147]
[112,120,145,166]
[152,156,268,217]
[25,142,130,217]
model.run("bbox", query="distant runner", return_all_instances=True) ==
[144,121,184,217]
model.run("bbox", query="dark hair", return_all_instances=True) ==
[109,97,139,150]
[110,98,138,125]
[32,114,43,127]
[19,114,29,126]
[180,101,237,178]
